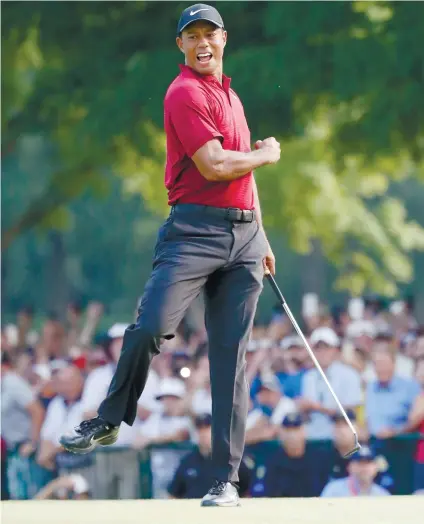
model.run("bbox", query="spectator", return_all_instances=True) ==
[251,413,316,497]
[405,359,424,492]
[36,317,66,362]
[328,411,395,493]
[321,446,390,497]
[278,335,310,397]
[245,397,275,445]
[298,327,362,440]
[168,413,250,499]
[133,377,191,498]
[365,350,420,440]
[16,306,38,351]
[1,352,45,499]
[1,437,9,500]
[363,333,415,383]
[185,344,212,417]
[255,374,297,428]
[79,323,153,499]
[34,473,91,500]
[37,365,95,487]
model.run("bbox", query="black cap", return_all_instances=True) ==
[349,445,375,462]
[282,412,304,428]
[177,4,224,35]
[195,413,212,427]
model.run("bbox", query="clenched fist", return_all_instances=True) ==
[255,137,281,164]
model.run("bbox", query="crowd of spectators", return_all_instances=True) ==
[1,293,424,501]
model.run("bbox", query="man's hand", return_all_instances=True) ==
[296,398,322,412]
[255,137,281,164]
[263,243,276,276]
[19,441,37,458]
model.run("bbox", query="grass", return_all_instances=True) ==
[2,496,423,524]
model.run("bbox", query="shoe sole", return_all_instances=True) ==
[60,434,118,454]
[201,500,241,507]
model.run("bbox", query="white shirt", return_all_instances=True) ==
[246,407,264,431]
[191,388,212,416]
[1,372,35,447]
[139,412,191,440]
[80,364,161,446]
[41,396,86,446]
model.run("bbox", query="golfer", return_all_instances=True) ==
[60,3,280,507]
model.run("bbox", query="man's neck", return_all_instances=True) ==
[199,446,211,457]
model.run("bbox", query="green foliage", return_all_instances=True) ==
[2,1,424,297]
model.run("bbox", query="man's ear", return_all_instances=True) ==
[222,30,227,47]
[176,36,184,53]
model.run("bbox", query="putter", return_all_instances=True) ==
[266,273,361,458]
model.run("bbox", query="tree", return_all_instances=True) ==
[2,1,424,295]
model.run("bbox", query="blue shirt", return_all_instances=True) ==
[365,376,420,436]
[251,371,306,400]
[321,477,390,497]
[302,361,362,440]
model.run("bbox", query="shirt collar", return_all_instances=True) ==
[179,64,231,91]
[375,378,396,391]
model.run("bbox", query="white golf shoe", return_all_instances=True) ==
[201,480,240,507]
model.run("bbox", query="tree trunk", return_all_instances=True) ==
[46,231,69,321]
[300,239,327,297]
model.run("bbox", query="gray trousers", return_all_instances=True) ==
[99,204,267,483]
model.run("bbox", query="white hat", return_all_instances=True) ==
[259,374,281,393]
[69,474,90,495]
[280,335,303,350]
[346,320,376,339]
[107,323,129,339]
[155,378,186,400]
[310,327,340,347]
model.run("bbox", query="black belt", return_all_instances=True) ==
[171,204,255,223]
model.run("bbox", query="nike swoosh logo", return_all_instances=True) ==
[190,8,209,15]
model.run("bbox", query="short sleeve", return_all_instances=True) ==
[301,370,317,400]
[167,461,187,498]
[80,367,110,414]
[12,375,35,408]
[167,85,223,157]
[41,398,62,443]
[340,367,363,406]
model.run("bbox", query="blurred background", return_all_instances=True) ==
[1,0,424,502]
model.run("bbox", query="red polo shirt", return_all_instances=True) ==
[164,65,254,209]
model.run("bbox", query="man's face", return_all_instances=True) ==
[161,395,183,416]
[42,320,65,356]
[313,342,338,368]
[176,21,227,76]
[348,459,378,484]
[257,387,281,407]
[334,421,355,454]
[372,351,395,382]
[280,426,306,455]
[56,366,84,401]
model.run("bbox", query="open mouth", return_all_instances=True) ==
[197,52,212,63]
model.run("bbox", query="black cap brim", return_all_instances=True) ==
[178,18,223,35]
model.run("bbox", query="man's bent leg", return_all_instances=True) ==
[98,268,209,427]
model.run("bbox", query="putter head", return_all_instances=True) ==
[343,435,361,459]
